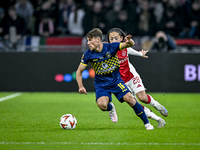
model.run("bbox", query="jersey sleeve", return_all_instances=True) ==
[127,47,143,57]
[119,43,123,50]
[80,52,89,66]
[110,42,121,52]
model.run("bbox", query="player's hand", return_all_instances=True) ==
[124,34,135,46]
[79,87,87,95]
[124,34,132,43]
[125,34,132,41]
[140,49,148,58]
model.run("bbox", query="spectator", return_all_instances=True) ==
[0,7,5,37]
[57,0,76,35]
[38,12,54,37]
[167,0,185,16]
[124,0,137,23]
[168,0,185,26]
[159,6,183,37]
[153,0,165,24]
[160,0,169,9]
[0,7,5,51]
[68,3,85,36]
[102,0,113,11]
[82,0,94,12]
[135,0,157,36]
[3,6,26,49]
[82,0,106,35]
[153,0,185,24]
[34,0,59,35]
[113,9,135,35]
[105,1,123,31]
[150,30,176,52]
[180,0,200,38]
[15,0,34,33]
[47,0,59,32]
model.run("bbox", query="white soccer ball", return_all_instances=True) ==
[60,114,77,129]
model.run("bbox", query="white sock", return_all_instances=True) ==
[147,95,159,107]
[144,106,160,121]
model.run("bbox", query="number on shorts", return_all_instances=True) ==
[118,83,127,92]
[133,76,140,84]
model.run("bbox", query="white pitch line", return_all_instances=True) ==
[0,142,200,146]
[0,93,22,102]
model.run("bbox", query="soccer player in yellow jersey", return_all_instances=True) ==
[76,28,154,130]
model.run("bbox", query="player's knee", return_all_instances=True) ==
[96,96,109,111]
[137,94,148,103]
[97,103,107,111]
[97,101,108,111]
[123,93,136,107]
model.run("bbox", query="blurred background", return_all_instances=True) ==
[0,0,200,92]
[0,0,200,52]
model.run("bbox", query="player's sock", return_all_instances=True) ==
[106,102,113,111]
[146,94,168,117]
[147,94,157,106]
[143,106,160,121]
[132,102,149,124]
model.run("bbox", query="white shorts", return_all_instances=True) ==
[125,70,146,97]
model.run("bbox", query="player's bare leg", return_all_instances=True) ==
[123,92,154,130]
[136,91,168,117]
[96,96,109,111]
[96,96,118,122]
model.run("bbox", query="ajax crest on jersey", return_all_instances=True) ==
[60,114,77,129]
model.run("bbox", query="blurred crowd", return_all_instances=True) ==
[0,0,200,51]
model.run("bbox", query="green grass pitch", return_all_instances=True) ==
[0,92,200,150]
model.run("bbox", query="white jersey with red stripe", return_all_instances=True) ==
[117,47,146,95]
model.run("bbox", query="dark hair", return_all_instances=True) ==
[86,28,103,40]
[107,28,126,43]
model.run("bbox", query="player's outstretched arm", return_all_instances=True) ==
[139,49,149,58]
[120,34,135,50]
[76,64,87,95]
[127,47,146,58]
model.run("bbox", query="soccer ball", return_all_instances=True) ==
[60,114,77,129]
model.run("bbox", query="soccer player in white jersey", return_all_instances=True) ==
[107,28,168,127]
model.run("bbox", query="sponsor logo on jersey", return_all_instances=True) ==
[122,51,127,57]
[119,57,128,64]
[106,52,111,58]
[102,63,108,69]
[93,59,98,61]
